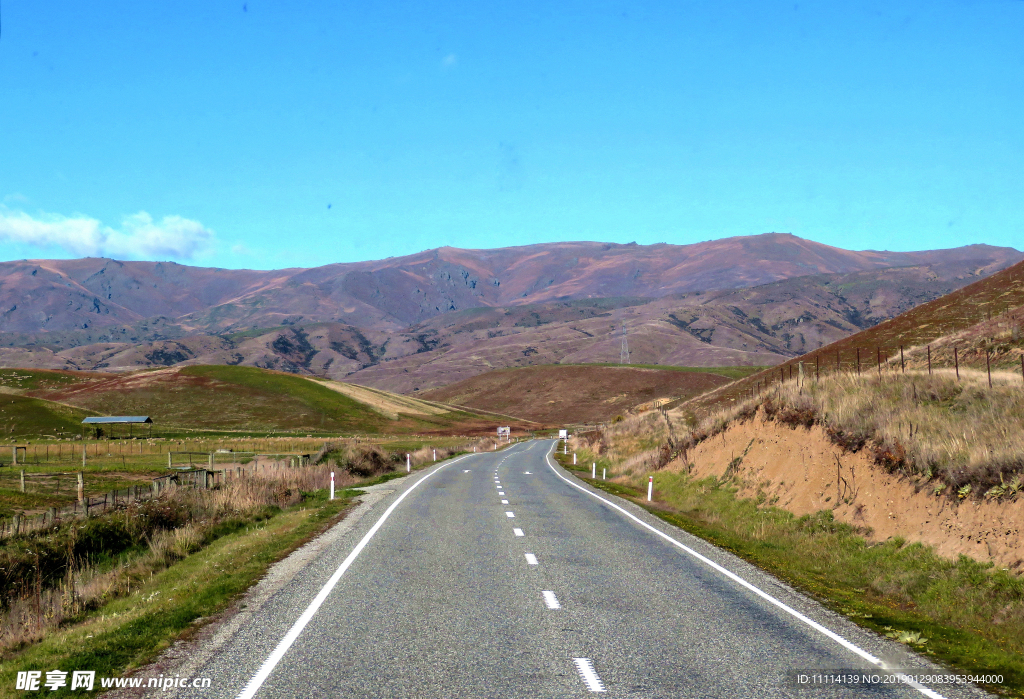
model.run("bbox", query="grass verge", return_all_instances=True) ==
[553,452,1024,697]
[0,490,351,698]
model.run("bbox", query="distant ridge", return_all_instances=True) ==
[0,233,1018,335]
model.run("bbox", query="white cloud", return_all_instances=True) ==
[0,209,214,260]
[441,53,458,68]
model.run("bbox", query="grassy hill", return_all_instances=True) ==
[419,364,744,424]
[0,393,96,440]
[23,365,507,436]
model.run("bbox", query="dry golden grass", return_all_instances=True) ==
[766,371,1024,492]
[588,368,1024,496]
[0,435,497,652]
[0,464,334,653]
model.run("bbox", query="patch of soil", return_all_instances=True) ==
[672,412,1024,570]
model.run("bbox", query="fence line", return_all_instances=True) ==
[0,461,289,541]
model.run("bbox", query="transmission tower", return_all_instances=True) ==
[620,323,630,364]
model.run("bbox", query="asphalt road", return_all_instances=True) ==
[172,440,991,699]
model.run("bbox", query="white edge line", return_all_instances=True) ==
[543,443,949,699]
[542,590,561,609]
[513,528,524,537]
[236,453,471,699]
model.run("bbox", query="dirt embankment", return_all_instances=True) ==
[672,413,1024,570]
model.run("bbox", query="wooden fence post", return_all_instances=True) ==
[856,348,861,375]
[77,472,84,502]
[986,349,992,389]
[20,470,25,493]
[927,345,932,375]
[954,347,959,380]
[900,345,905,373]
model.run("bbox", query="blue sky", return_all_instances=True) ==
[0,1,1021,270]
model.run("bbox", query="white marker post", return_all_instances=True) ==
[433,449,436,462]
[406,453,411,472]
[592,463,596,478]
[573,453,576,465]
[603,468,606,480]
[647,475,653,501]
[330,472,335,501]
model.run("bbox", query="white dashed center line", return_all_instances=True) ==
[524,553,538,565]
[501,499,509,504]
[513,528,524,537]
[573,658,606,692]
[541,591,561,609]
[505,511,515,518]
[498,491,505,495]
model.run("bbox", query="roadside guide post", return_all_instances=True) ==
[592,462,596,478]
[647,476,653,501]
[406,454,411,472]
[330,472,335,501]
[603,468,606,480]
[433,449,436,461]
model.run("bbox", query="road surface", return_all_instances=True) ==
[170,440,989,699]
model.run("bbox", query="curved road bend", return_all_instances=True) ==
[173,440,988,699]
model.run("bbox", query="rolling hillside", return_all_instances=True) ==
[1,257,1017,394]
[675,258,1024,419]
[19,366,511,436]
[419,364,745,424]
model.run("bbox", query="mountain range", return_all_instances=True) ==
[0,233,1019,392]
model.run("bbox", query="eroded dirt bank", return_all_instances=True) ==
[668,413,1024,570]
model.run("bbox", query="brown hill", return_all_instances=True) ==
[1,234,1018,336]
[0,259,1016,393]
[676,258,1024,420]
[419,365,736,424]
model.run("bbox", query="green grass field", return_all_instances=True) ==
[19,365,498,437]
[0,368,100,393]
[0,394,96,439]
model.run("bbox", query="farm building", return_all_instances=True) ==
[81,416,153,439]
